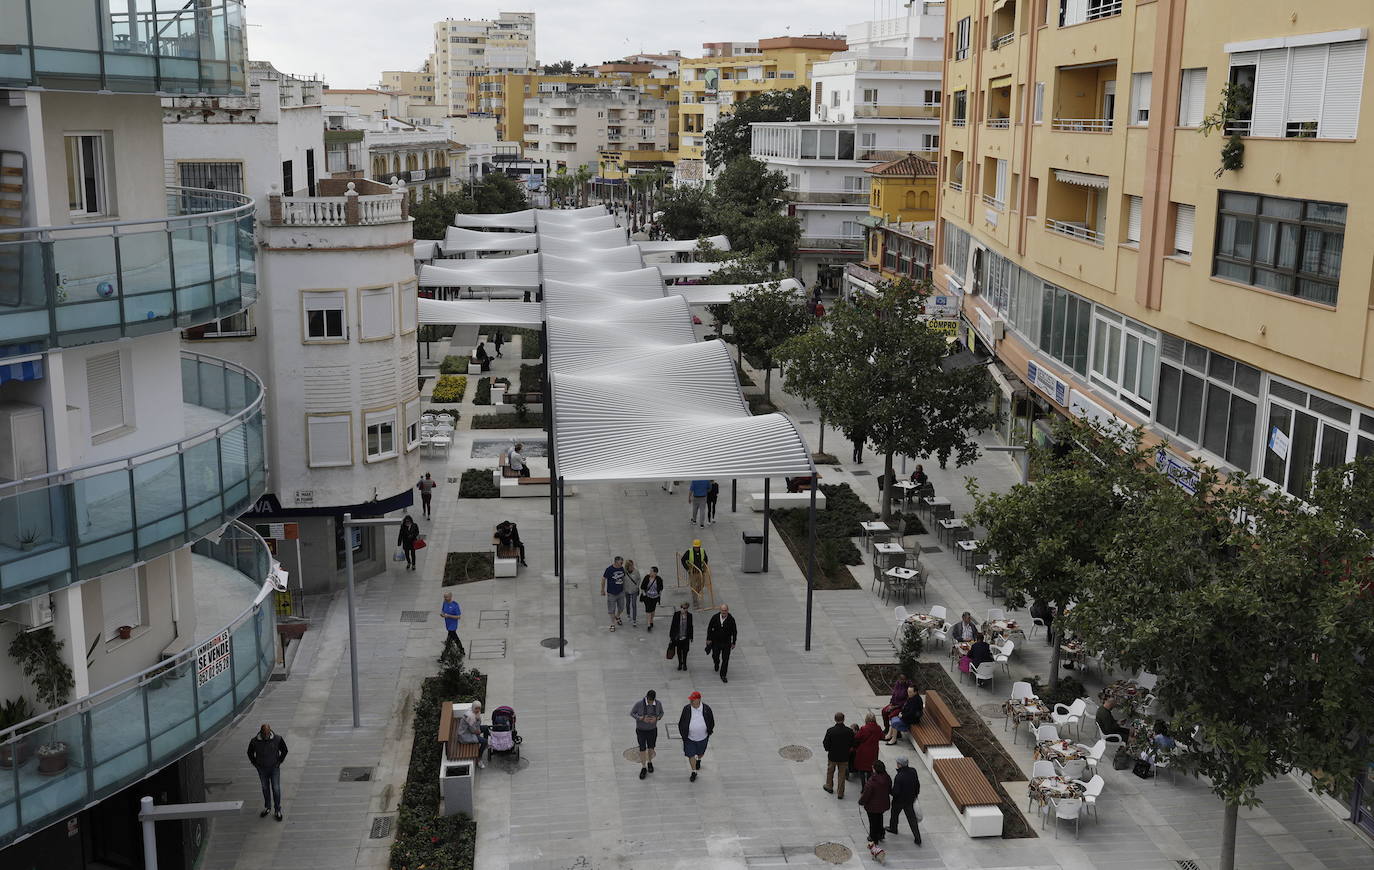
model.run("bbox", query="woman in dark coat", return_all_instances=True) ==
[852,713,884,787]
[668,602,693,671]
[397,515,420,570]
[882,677,911,730]
[858,759,892,847]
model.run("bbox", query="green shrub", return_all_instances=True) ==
[471,412,548,430]
[442,552,495,586]
[897,622,925,679]
[518,363,545,394]
[770,483,877,568]
[439,355,468,375]
[431,375,467,403]
[506,326,543,359]
[473,378,491,405]
[458,468,498,498]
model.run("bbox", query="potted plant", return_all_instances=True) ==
[8,628,75,774]
[117,625,133,640]
[0,697,36,768]
[18,528,38,551]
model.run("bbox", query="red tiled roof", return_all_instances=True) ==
[865,154,938,178]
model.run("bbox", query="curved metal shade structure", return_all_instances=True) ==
[417,298,543,326]
[638,234,731,254]
[441,226,539,254]
[666,277,806,306]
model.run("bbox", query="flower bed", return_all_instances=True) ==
[458,469,499,498]
[443,552,495,586]
[431,375,468,403]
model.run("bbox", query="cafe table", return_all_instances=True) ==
[1035,739,1087,764]
[884,566,919,604]
[859,520,889,554]
[1028,775,1086,812]
[874,542,906,568]
[1004,696,1053,739]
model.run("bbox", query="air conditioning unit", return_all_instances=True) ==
[836,113,846,122]
[0,596,54,631]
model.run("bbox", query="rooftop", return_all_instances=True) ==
[866,153,939,177]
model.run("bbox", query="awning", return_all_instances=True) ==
[441,226,539,254]
[419,253,541,289]
[637,234,731,254]
[1054,169,1110,189]
[451,209,537,230]
[666,278,805,306]
[417,299,544,326]
[413,240,439,262]
[657,261,726,280]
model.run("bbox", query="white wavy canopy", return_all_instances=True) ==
[418,206,814,481]
[441,226,539,254]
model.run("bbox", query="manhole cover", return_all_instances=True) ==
[921,545,942,553]
[814,842,852,864]
[540,637,570,650]
[399,610,429,623]
[977,703,1007,719]
[369,815,395,839]
[778,745,812,762]
[339,766,373,782]
[852,470,873,476]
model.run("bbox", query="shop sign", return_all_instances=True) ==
[1155,449,1200,494]
[925,318,960,336]
[1026,360,1068,406]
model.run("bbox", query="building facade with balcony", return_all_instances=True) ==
[431,12,537,118]
[937,1,1374,834]
[525,88,671,172]
[0,3,276,867]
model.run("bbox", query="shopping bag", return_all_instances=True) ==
[665,641,676,660]
[913,799,924,822]
[392,548,406,562]
[413,537,427,550]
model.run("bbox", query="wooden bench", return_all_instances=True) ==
[492,536,520,577]
[931,756,1005,837]
[749,491,827,511]
[437,701,482,763]
[910,691,959,752]
[500,475,550,497]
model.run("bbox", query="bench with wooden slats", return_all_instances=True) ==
[519,476,551,485]
[932,756,1001,809]
[437,702,482,761]
[910,690,960,750]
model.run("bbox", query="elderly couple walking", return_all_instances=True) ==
[631,689,715,783]
[822,712,923,850]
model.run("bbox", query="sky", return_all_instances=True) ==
[242,0,909,88]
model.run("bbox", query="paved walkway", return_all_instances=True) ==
[197,334,1374,870]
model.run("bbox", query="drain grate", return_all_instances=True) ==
[338,766,374,782]
[369,815,395,839]
[467,638,507,660]
[399,611,429,623]
[920,545,942,554]
[479,609,510,628]
[856,636,897,658]
[447,476,458,483]
[852,469,873,476]
[1175,862,1201,870]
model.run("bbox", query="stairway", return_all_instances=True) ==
[0,150,25,306]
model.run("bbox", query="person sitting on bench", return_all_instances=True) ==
[495,520,527,567]
[508,443,531,478]
[474,343,492,372]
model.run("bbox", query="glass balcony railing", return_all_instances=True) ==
[0,0,247,94]
[0,352,266,607]
[0,522,275,849]
[0,188,256,349]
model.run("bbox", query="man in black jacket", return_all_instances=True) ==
[822,712,856,799]
[887,756,922,845]
[246,723,289,821]
[705,604,738,682]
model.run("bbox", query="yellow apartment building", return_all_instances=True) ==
[936,0,1374,509]
[378,67,435,103]
[677,36,847,181]
[868,153,939,224]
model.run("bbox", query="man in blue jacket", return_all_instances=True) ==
[688,479,712,525]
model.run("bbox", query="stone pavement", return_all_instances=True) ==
[196,334,1374,870]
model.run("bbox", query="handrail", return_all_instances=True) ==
[0,187,253,238]
[1051,118,1114,132]
[986,118,1011,129]
[1047,219,1105,246]
[0,351,264,496]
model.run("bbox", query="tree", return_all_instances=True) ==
[409,189,474,240]
[728,283,813,404]
[542,60,575,74]
[710,157,800,264]
[704,87,811,170]
[472,173,528,214]
[656,185,711,240]
[776,281,1000,520]
[1071,458,1374,870]
[572,164,593,207]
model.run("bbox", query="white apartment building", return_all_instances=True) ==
[749,3,945,288]
[432,12,537,117]
[166,72,423,595]
[0,3,275,867]
[525,88,670,172]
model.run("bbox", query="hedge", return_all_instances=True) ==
[473,378,490,405]
[439,355,468,375]
[470,411,548,430]
[431,375,467,403]
[458,468,498,498]
[518,363,544,395]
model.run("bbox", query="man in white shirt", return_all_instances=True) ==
[677,691,715,782]
[507,443,530,478]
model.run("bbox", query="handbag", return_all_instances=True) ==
[392,548,406,562]
[1132,759,1155,779]
[413,537,427,551]
[958,655,972,673]
[665,641,676,660]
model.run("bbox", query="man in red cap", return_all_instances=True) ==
[678,691,715,782]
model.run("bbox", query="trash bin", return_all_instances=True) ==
[742,532,764,573]
[440,759,476,818]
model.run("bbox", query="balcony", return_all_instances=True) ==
[0,522,276,849]
[0,188,256,349]
[951,118,967,128]
[1051,118,1113,133]
[798,235,866,253]
[0,0,248,95]
[271,180,407,227]
[990,32,1016,50]
[0,352,267,607]
[784,189,870,206]
[986,118,1011,130]
[1047,218,1105,246]
[853,103,941,120]
[982,193,1007,211]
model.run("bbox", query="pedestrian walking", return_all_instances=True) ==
[440,592,463,654]
[640,566,663,631]
[851,424,868,464]
[246,723,288,821]
[678,691,714,782]
[687,479,711,525]
[456,701,488,769]
[853,712,883,787]
[493,331,504,358]
[623,559,642,628]
[668,602,693,670]
[397,515,421,570]
[704,604,737,683]
[859,759,892,849]
[416,473,437,519]
[706,480,719,523]
[887,756,923,845]
[680,539,709,609]
[822,712,855,798]
[631,689,664,779]
[601,556,627,630]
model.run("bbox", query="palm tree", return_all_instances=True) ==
[628,174,653,232]
[573,164,593,208]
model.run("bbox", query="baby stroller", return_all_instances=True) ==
[487,705,521,761]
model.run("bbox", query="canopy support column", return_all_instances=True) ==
[730,479,736,513]
[558,476,566,657]
[805,476,818,652]
[762,479,770,573]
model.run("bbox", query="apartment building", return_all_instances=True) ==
[0,3,275,867]
[677,35,848,184]
[470,71,681,153]
[525,88,671,172]
[937,0,1374,631]
[377,63,442,126]
[432,12,537,117]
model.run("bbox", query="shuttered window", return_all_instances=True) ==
[1174,203,1196,256]
[1178,69,1207,127]
[1287,45,1326,130]
[399,280,418,334]
[364,408,398,460]
[1320,41,1366,139]
[102,567,147,641]
[1033,82,1045,123]
[994,159,1009,205]
[405,398,422,449]
[87,351,127,436]
[1251,49,1289,137]
[1130,72,1152,124]
[303,290,346,341]
[307,414,352,467]
[359,285,395,340]
[1126,195,1143,244]
[1234,39,1365,139]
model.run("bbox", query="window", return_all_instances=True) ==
[1033,82,1045,123]
[925,89,942,105]
[86,351,129,437]
[861,88,878,104]
[405,398,422,450]
[1155,335,1259,470]
[841,220,861,239]
[860,131,877,151]
[1090,310,1157,414]
[200,310,253,338]
[303,290,347,341]
[1130,72,1152,124]
[1230,39,1367,139]
[942,221,971,281]
[1178,68,1207,126]
[65,133,108,216]
[843,176,867,192]
[179,161,243,193]
[365,408,398,460]
[307,413,352,467]
[281,159,295,196]
[994,159,1009,207]
[359,285,396,340]
[955,18,972,61]
[1038,284,1092,375]
[952,90,968,124]
[1125,195,1143,244]
[102,566,148,641]
[1173,203,1195,257]
[1212,192,1345,305]
[1262,381,1371,498]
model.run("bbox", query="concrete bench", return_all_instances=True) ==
[749,491,827,511]
[492,539,520,577]
[910,691,959,754]
[931,756,1005,837]
[500,475,551,498]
